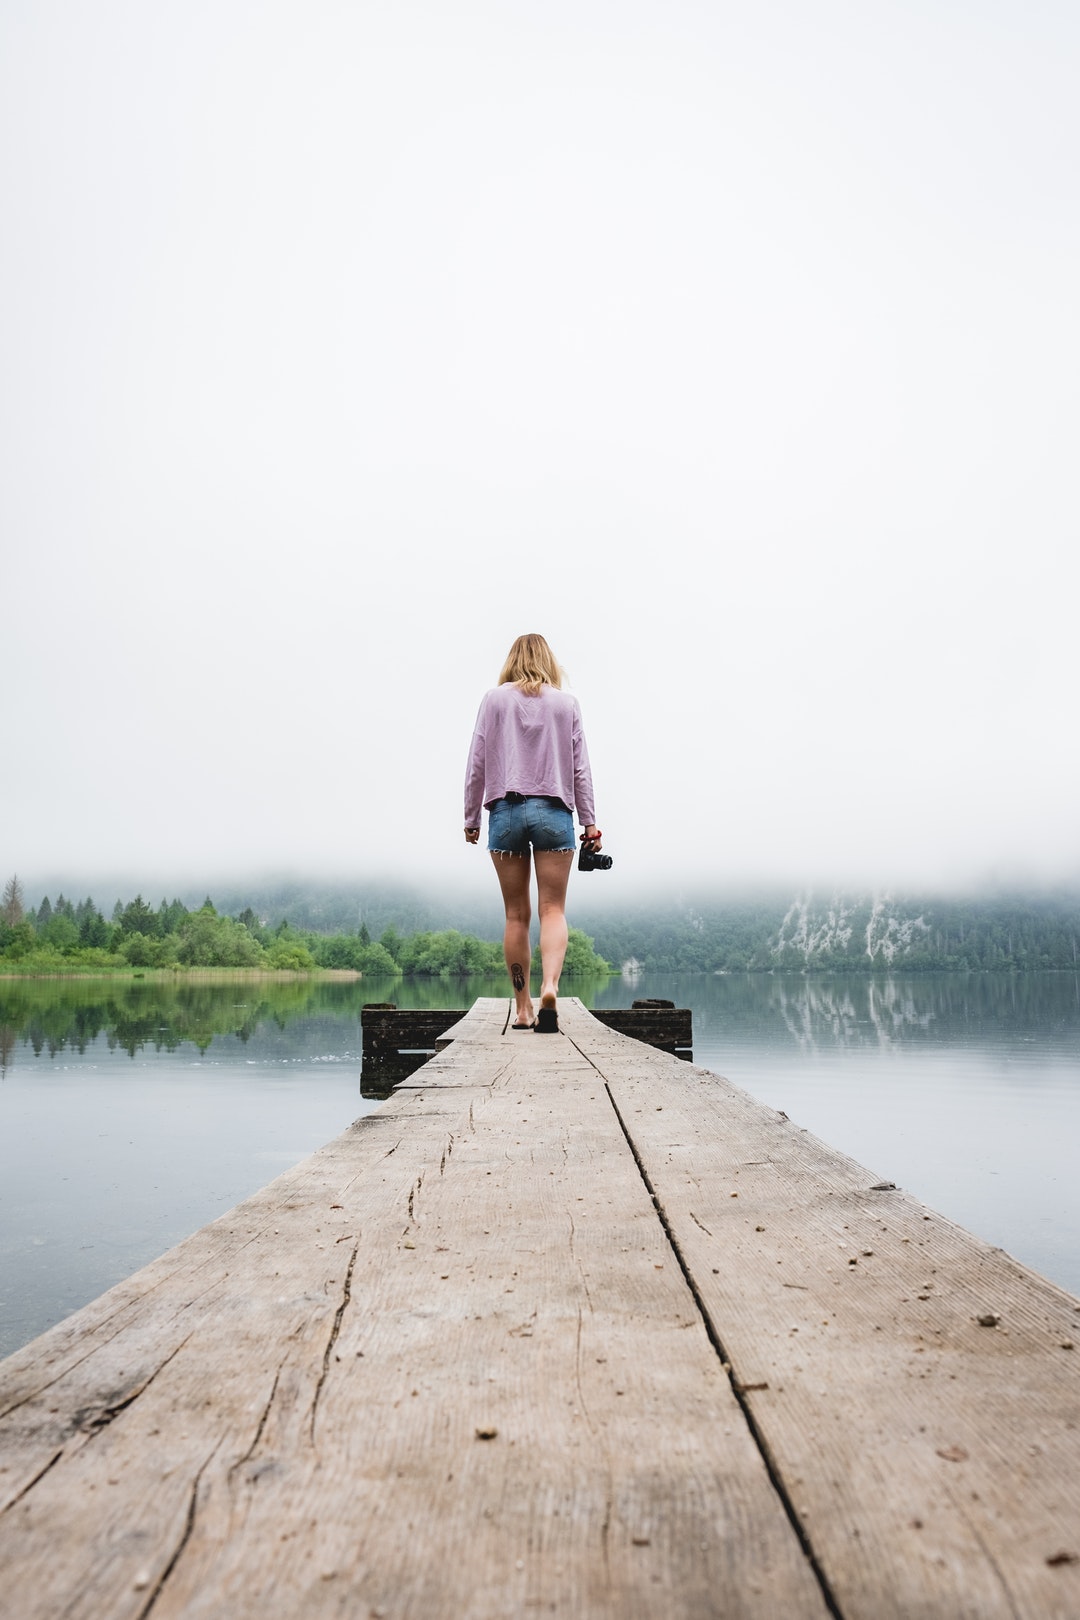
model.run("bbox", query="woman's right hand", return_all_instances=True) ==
[464,827,480,844]
[582,825,602,850]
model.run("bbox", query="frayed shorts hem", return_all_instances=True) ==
[490,847,575,859]
[487,795,576,856]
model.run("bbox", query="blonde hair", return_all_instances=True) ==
[498,633,563,696]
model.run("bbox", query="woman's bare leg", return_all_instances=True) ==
[491,852,535,1025]
[533,849,574,1006]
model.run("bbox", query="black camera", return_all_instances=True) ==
[578,840,613,872]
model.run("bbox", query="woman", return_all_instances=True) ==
[464,634,602,1033]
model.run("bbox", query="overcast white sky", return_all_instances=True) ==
[3,0,1078,901]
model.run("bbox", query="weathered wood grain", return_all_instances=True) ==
[0,999,825,1619]
[560,1000,1080,1620]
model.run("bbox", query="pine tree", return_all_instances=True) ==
[119,895,156,936]
[1,875,24,927]
[79,907,110,949]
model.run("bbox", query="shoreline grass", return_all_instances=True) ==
[0,966,364,983]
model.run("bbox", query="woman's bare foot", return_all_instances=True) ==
[511,998,536,1029]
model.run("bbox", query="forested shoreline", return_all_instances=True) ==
[0,879,610,978]
[2,875,1078,976]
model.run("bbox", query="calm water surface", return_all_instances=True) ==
[1,971,1078,1358]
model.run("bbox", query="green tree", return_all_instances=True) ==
[236,907,265,939]
[357,941,400,975]
[77,906,111,950]
[176,906,264,967]
[121,931,157,967]
[311,934,365,970]
[1,920,36,960]
[158,897,189,935]
[265,939,316,971]
[561,928,611,976]
[40,914,80,953]
[120,895,157,936]
[397,929,504,976]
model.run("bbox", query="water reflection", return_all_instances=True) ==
[0,973,619,1074]
[2,971,1078,1360]
[0,976,370,1066]
[593,970,1080,1061]
[4,969,1078,1071]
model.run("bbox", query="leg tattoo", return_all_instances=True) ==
[510,962,526,991]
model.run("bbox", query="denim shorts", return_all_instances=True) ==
[487,795,576,855]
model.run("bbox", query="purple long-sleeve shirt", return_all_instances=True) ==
[464,683,596,830]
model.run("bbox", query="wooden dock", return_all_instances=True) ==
[1,998,1078,1618]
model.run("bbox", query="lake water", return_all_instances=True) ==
[1,971,1078,1359]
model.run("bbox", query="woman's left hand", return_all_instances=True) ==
[464,827,480,844]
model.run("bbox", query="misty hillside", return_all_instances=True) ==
[196,883,1079,974]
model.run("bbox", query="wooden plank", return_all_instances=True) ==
[561,1000,1080,1620]
[0,999,826,1620]
[432,999,505,1048]
[590,1007,693,1051]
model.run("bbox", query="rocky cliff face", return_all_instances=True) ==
[774,894,931,966]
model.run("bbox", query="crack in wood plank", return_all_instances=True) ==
[563,1025,847,1620]
[74,1334,194,1439]
[573,1307,597,1439]
[310,1246,358,1445]
[0,1448,64,1515]
[567,1210,595,1315]
[0,1291,193,1423]
[135,1441,222,1620]
[229,1361,286,1480]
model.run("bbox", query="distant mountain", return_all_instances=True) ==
[196,879,507,942]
